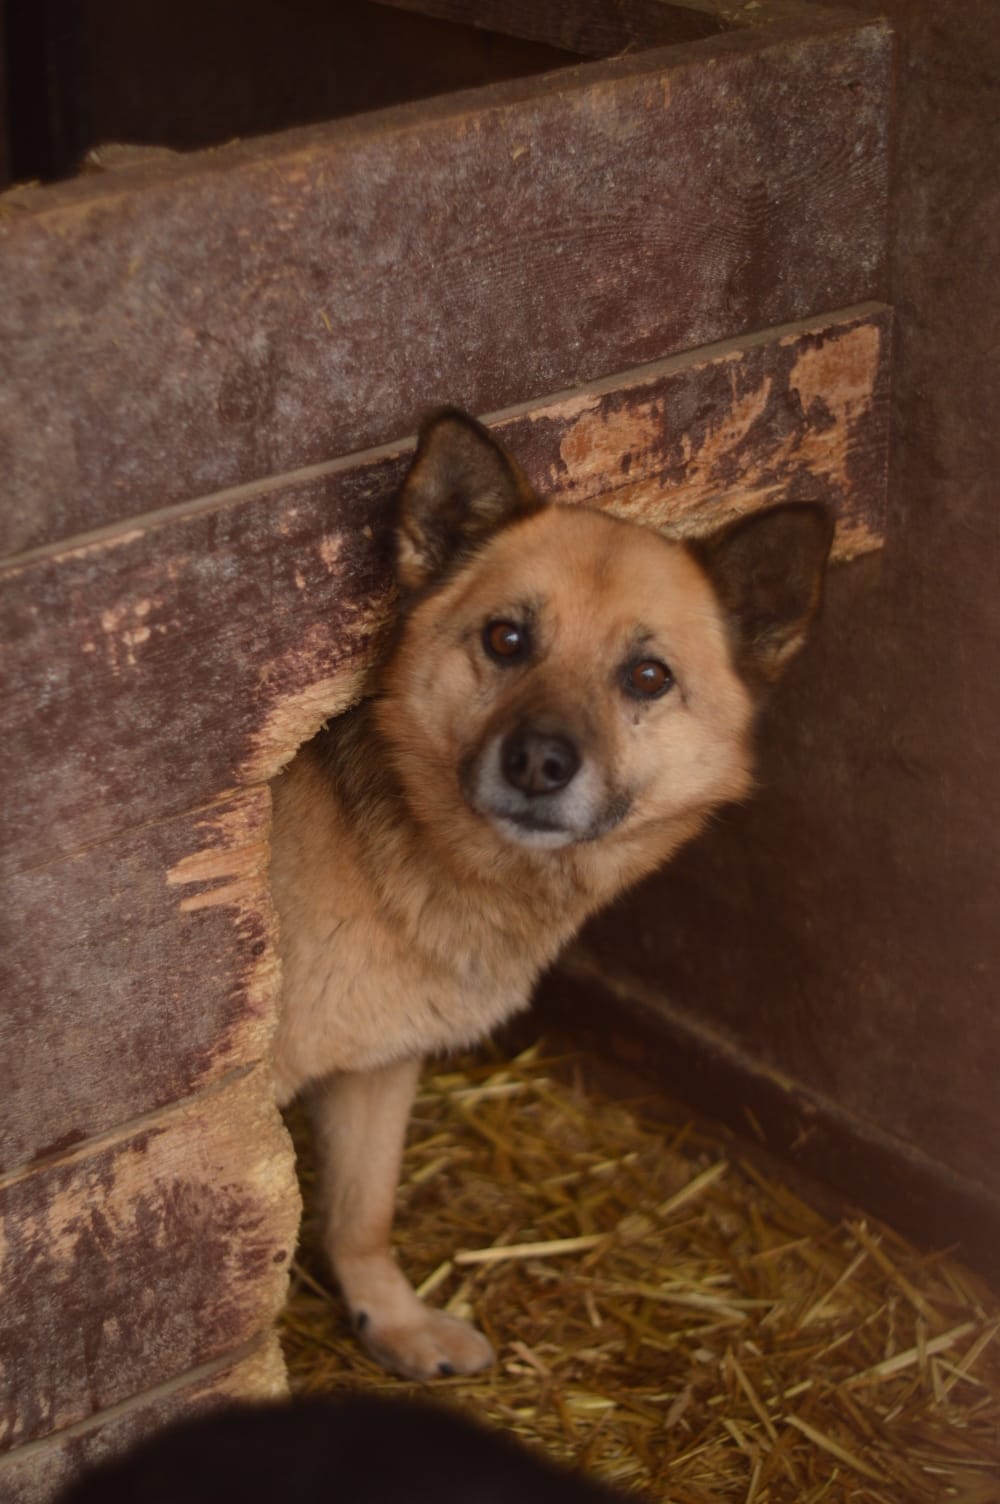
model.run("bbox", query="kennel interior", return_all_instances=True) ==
[1,0,997,1500]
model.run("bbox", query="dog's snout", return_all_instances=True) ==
[501,728,581,796]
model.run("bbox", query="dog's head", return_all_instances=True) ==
[377,409,832,860]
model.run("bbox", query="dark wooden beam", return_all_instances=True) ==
[0,12,890,554]
[0,307,889,1173]
[0,307,890,886]
[0,1338,285,1502]
[0,1075,297,1455]
[2,791,276,1170]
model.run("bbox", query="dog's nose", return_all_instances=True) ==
[501,728,580,796]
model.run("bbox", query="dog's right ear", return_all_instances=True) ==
[396,409,543,590]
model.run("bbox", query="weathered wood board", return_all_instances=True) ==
[0,306,890,887]
[1,791,277,1171]
[497,306,891,554]
[0,307,889,1176]
[0,1335,286,1504]
[0,1071,298,1456]
[0,13,890,554]
[0,459,394,877]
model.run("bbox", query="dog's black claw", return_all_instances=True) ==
[437,1361,456,1377]
[353,1311,369,1333]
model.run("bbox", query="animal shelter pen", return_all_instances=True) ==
[1,0,996,1498]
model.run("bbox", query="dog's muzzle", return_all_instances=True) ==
[462,720,628,850]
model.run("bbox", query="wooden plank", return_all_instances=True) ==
[0,1071,298,1455]
[0,1335,287,1504]
[497,305,892,559]
[1,790,278,1172]
[0,306,890,880]
[0,13,890,554]
[0,456,393,879]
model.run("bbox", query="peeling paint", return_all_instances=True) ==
[167,793,270,912]
[556,394,665,490]
[98,598,160,671]
[785,319,881,424]
[0,1071,299,1452]
[239,597,390,787]
[169,871,264,916]
[165,790,280,1073]
[0,19,889,560]
[540,315,885,555]
[244,661,372,786]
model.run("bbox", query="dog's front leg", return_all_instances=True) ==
[310,1057,495,1380]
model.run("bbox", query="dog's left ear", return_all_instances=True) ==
[692,502,834,688]
[397,408,543,590]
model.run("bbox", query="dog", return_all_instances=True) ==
[58,1394,633,1503]
[269,408,832,1380]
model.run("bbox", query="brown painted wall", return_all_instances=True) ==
[555,0,1000,1264]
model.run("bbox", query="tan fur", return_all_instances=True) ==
[269,411,830,1380]
[272,509,751,1092]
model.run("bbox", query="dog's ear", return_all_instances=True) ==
[692,502,834,688]
[396,408,543,590]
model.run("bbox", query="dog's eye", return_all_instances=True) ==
[483,620,529,663]
[625,659,673,699]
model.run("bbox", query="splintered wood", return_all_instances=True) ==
[280,1045,1000,1502]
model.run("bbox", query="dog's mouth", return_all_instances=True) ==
[501,808,566,835]
[487,807,579,851]
[487,801,631,851]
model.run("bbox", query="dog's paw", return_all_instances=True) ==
[356,1306,494,1381]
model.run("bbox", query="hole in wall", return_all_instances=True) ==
[234,488,1000,1499]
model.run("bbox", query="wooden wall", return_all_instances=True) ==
[0,2,891,1494]
[540,0,1000,1283]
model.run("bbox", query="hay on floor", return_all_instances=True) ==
[280,1042,1000,1502]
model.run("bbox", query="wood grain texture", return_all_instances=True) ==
[0,308,888,1172]
[0,1334,286,1504]
[0,458,395,878]
[1,790,278,1172]
[0,12,890,554]
[498,305,892,558]
[0,308,890,888]
[0,1072,298,1456]
[527,0,1000,1247]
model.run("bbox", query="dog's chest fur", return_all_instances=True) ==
[268,414,832,1115]
[269,715,582,1104]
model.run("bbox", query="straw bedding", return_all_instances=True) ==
[280,1042,1000,1502]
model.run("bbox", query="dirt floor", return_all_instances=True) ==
[280,1041,1000,1503]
